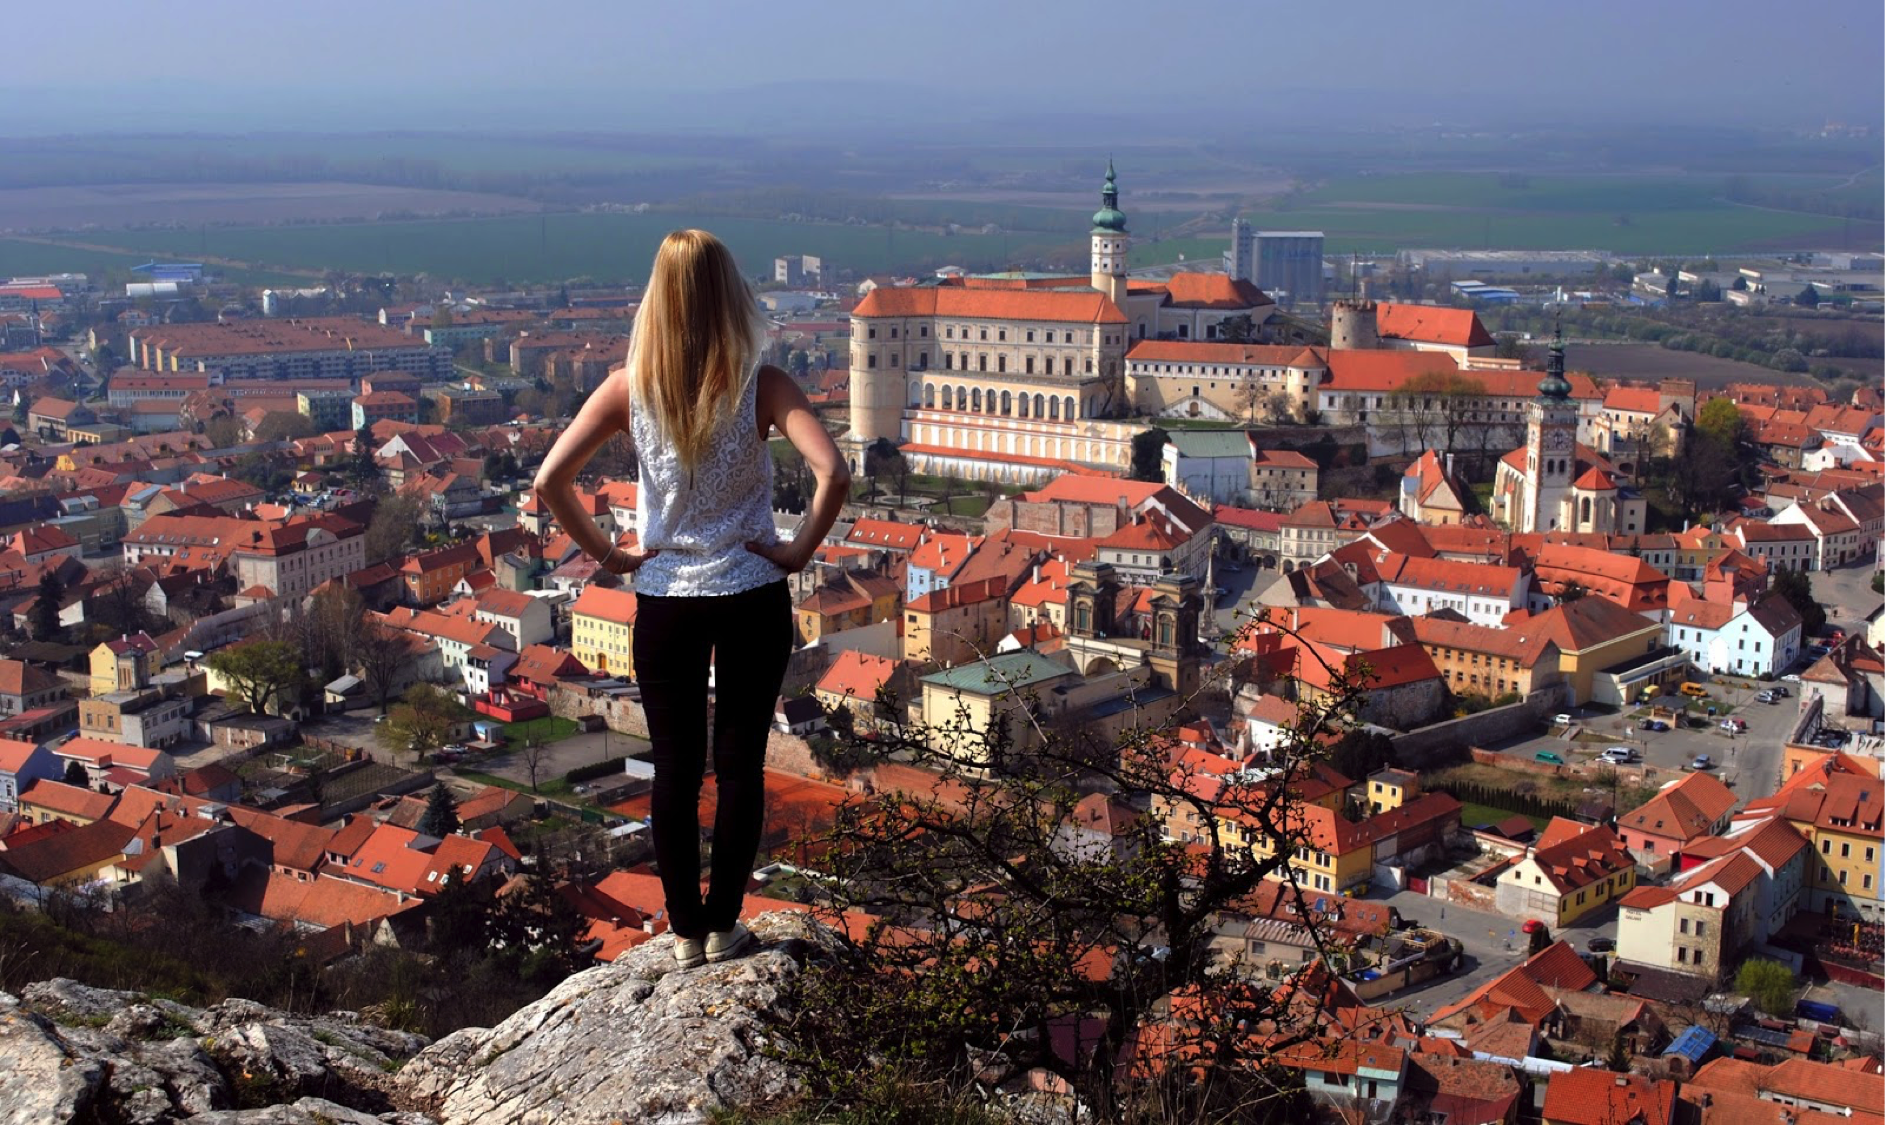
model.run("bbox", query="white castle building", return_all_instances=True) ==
[841,163,1275,483]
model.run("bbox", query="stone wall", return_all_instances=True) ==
[1389,689,1562,768]
[546,684,649,740]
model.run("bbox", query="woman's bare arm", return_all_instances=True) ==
[747,365,851,573]
[531,368,655,574]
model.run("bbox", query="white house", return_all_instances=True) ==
[1725,519,1819,574]
[1162,430,1252,507]
[470,588,555,650]
[1369,552,1528,629]
[1772,501,1864,569]
[1240,691,1299,762]
[1665,594,1803,677]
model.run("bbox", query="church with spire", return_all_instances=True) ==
[1493,328,1647,535]
[840,161,1276,484]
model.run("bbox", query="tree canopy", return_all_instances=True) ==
[205,640,306,716]
[1129,426,1169,482]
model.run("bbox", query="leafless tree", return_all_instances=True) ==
[519,740,552,793]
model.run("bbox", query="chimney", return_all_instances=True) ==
[1032,563,1041,584]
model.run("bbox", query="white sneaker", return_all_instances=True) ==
[704,922,752,963]
[673,935,705,969]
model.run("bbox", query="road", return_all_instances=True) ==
[1811,565,1880,640]
[1360,886,1620,1022]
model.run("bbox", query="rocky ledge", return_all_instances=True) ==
[0,910,845,1125]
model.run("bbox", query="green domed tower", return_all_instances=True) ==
[1090,159,1129,305]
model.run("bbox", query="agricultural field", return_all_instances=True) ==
[59,211,1117,284]
[1564,343,1824,388]
[1262,171,1881,255]
[0,182,542,231]
[0,237,304,286]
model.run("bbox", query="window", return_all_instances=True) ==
[1842,843,1851,858]
[867,327,877,340]
[1678,947,1688,963]
[889,326,899,339]
[1695,920,1706,936]
[867,355,877,369]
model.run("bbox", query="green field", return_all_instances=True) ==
[0,238,304,285]
[1459,803,1548,832]
[11,163,1874,286]
[1264,171,1875,255]
[59,212,1117,285]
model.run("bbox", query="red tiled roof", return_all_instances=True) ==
[816,649,908,702]
[1622,773,1736,845]
[853,286,1127,324]
[569,585,638,625]
[1374,302,1495,348]
[1541,1068,1675,1125]
[1126,340,1319,366]
[1133,272,1274,310]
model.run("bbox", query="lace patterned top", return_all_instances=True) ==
[627,363,784,597]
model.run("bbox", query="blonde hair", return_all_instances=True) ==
[626,229,763,471]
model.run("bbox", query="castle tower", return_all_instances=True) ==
[1524,326,1579,533]
[1329,299,1379,350]
[1089,159,1129,309]
[841,305,907,472]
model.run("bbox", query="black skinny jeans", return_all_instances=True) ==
[632,579,792,940]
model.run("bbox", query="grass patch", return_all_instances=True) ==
[499,715,579,745]
[455,768,573,799]
[1459,803,1548,832]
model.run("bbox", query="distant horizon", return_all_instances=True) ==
[4,0,1880,136]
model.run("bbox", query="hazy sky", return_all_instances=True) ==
[13,0,1883,132]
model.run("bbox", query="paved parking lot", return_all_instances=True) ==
[1358,886,1619,1020]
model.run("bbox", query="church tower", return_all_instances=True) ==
[1089,159,1129,309]
[1524,327,1579,532]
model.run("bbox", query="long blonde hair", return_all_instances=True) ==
[626,229,763,471]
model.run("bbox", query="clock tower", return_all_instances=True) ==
[1524,327,1578,533]
[1089,158,1129,308]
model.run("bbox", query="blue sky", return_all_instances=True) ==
[12,0,1882,132]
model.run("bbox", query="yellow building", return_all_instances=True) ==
[90,634,158,697]
[1212,788,1462,897]
[1408,613,1561,701]
[1739,755,1884,922]
[569,585,638,677]
[1366,768,1417,814]
[903,577,1008,667]
[1495,822,1638,927]
[1527,594,1668,706]
[917,650,1081,765]
[795,571,900,645]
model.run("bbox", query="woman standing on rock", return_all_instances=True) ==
[534,230,849,968]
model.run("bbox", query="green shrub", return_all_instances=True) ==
[566,756,630,784]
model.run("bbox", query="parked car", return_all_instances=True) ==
[1599,749,1633,765]
[1720,718,1747,733]
[1588,936,1617,954]
[1755,691,1778,704]
[1691,754,1714,770]
[1552,713,1574,726]
[1638,718,1670,732]
[1771,685,1790,698]
[1781,673,1802,683]
[1520,919,1546,934]
[1535,750,1566,765]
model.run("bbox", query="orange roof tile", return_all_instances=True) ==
[1374,302,1496,348]
[853,285,1126,324]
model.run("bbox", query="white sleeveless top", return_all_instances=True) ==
[628,364,784,597]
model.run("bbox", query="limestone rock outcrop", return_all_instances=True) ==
[0,911,841,1125]
[396,910,843,1125]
